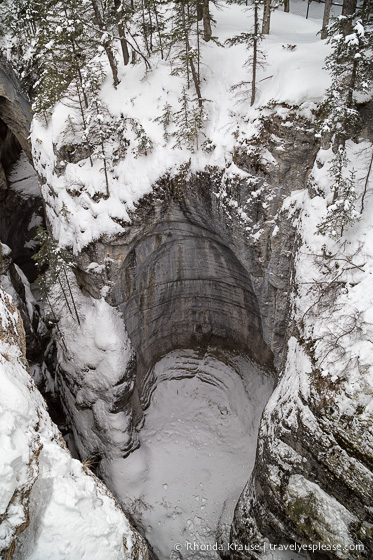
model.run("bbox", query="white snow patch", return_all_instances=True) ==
[31,1,333,252]
[0,286,146,560]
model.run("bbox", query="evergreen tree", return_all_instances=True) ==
[167,0,203,107]
[89,0,120,85]
[319,11,372,148]
[316,3,371,239]
[154,102,173,143]
[33,227,81,325]
[30,0,98,119]
[111,0,131,65]
[226,0,266,106]
[173,87,206,151]
[317,147,359,240]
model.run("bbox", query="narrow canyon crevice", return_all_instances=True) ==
[0,92,313,559]
[1,2,372,557]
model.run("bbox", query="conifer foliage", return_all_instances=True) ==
[1,0,220,152]
[226,0,265,106]
[316,3,372,239]
[33,227,81,326]
[320,13,372,148]
[317,147,358,240]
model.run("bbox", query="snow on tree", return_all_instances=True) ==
[317,147,359,240]
[316,5,372,238]
[172,87,207,151]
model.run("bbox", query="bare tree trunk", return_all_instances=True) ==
[321,0,332,39]
[360,149,373,213]
[75,84,93,167]
[197,17,201,85]
[147,3,154,53]
[63,267,81,325]
[197,0,203,21]
[57,275,73,317]
[90,0,120,86]
[361,0,370,23]
[262,0,271,34]
[341,0,357,35]
[46,294,68,354]
[342,0,358,17]
[181,4,203,107]
[347,59,358,107]
[180,4,190,88]
[154,6,164,59]
[100,139,110,196]
[251,3,258,106]
[190,55,202,106]
[202,0,212,42]
[284,0,290,13]
[113,0,130,65]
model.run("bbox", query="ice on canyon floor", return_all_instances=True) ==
[105,350,274,560]
[7,151,40,198]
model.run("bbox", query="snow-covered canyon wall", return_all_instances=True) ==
[231,126,373,558]
[61,114,313,461]
[0,283,149,560]
[0,67,150,560]
[0,4,372,556]
[46,103,372,559]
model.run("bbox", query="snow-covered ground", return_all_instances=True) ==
[290,137,373,414]
[31,0,334,252]
[103,350,274,559]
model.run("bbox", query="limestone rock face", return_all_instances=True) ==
[230,338,373,560]
[111,201,273,402]
[0,185,43,282]
[0,58,42,281]
[27,96,372,560]
[0,57,31,167]
[73,114,317,455]
[0,242,41,361]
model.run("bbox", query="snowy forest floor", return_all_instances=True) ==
[33,0,341,253]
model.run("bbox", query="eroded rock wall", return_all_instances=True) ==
[67,111,318,464]
[31,101,373,560]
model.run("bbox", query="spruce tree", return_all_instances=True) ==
[90,0,120,86]
[173,87,206,151]
[226,0,266,106]
[317,147,359,240]
[33,227,81,325]
[319,10,372,148]
[317,5,371,238]
[167,0,204,106]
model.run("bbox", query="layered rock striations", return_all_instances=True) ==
[1,53,371,559]
[59,109,372,559]
[0,57,43,281]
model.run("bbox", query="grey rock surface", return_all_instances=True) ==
[9,91,370,560]
[74,112,317,458]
